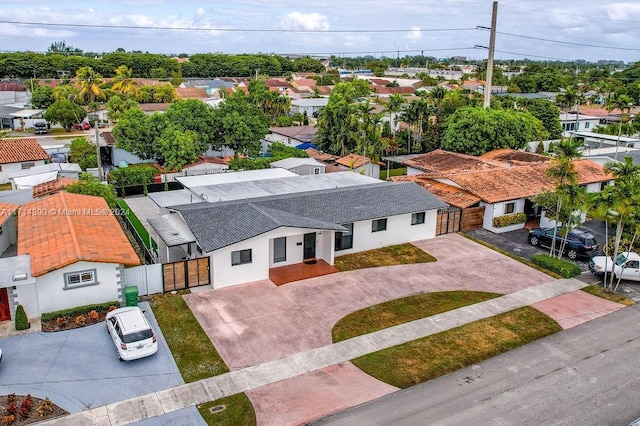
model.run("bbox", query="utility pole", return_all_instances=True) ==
[95,125,103,181]
[483,1,498,109]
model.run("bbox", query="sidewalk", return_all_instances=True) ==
[40,277,599,426]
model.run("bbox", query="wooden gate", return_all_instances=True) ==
[163,257,210,292]
[461,206,485,231]
[436,207,461,235]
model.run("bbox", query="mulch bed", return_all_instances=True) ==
[0,394,68,425]
[40,311,109,333]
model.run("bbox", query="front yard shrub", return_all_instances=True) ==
[492,212,527,228]
[14,305,28,331]
[530,254,581,278]
[41,301,118,322]
[108,164,157,187]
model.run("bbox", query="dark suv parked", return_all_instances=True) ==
[33,121,48,134]
[528,226,599,260]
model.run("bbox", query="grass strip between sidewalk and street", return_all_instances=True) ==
[333,291,501,342]
[461,232,563,279]
[334,243,436,272]
[581,284,635,306]
[151,291,257,425]
[350,306,562,388]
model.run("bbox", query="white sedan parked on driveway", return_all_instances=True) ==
[589,252,640,281]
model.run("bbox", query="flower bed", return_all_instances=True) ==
[0,394,68,425]
[41,309,111,332]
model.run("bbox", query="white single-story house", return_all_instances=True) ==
[149,180,447,288]
[559,112,601,137]
[290,98,329,117]
[265,126,318,148]
[10,109,45,131]
[269,157,326,175]
[8,162,82,189]
[0,138,50,183]
[402,149,611,233]
[9,192,140,320]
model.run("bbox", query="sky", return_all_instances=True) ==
[0,0,639,63]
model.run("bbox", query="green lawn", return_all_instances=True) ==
[333,291,501,342]
[350,306,561,388]
[334,243,436,271]
[151,291,256,425]
[581,284,635,306]
[117,198,158,251]
[379,167,407,180]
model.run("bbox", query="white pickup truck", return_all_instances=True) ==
[589,252,640,281]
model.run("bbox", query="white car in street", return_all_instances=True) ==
[589,252,640,281]
[106,306,158,361]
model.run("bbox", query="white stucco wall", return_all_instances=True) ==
[0,160,46,184]
[335,211,437,257]
[406,166,423,176]
[483,199,526,233]
[35,261,121,315]
[0,215,16,256]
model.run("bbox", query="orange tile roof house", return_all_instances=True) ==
[401,149,611,233]
[0,138,50,184]
[336,153,382,178]
[15,192,140,317]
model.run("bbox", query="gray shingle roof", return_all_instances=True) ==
[172,182,447,252]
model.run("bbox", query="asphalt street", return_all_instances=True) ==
[314,303,640,426]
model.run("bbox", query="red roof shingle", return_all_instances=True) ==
[0,139,50,165]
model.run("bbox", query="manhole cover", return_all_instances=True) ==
[209,405,226,414]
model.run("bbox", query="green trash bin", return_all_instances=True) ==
[124,286,139,307]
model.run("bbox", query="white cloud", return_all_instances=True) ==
[406,27,421,42]
[342,35,370,47]
[280,12,329,31]
[607,2,640,20]
[196,8,206,16]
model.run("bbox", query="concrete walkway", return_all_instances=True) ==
[40,277,601,425]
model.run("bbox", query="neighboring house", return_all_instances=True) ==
[10,109,45,130]
[31,177,77,198]
[0,138,50,183]
[8,162,82,189]
[269,157,326,175]
[0,202,18,256]
[150,180,447,288]
[181,156,229,175]
[15,192,140,318]
[400,148,610,233]
[305,148,339,163]
[559,112,601,136]
[265,126,318,148]
[291,98,329,117]
[336,153,381,178]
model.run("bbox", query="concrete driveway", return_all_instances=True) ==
[0,302,202,423]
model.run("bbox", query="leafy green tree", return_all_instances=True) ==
[440,107,548,156]
[31,86,54,109]
[112,107,154,159]
[52,84,79,102]
[66,174,118,208]
[587,186,617,286]
[212,90,269,154]
[164,99,215,152]
[44,99,86,131]
[105,95,138,122]
[154,127,200,171]
[520,98,563,140]
[68,137,98,170]
[292,57,325,73]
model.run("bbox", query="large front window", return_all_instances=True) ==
[231,249,252,266]
[504,202,515,215]
[64,269,97,289]
[371,218,387,233]
[335,223,354,251]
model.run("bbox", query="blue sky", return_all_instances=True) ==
[1,0,639,62]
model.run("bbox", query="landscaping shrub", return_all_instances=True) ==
[530,254,581,278]
[41,301,118,322]
[108,164,157,187]
[493,212,527,228]
[14,305,28,331]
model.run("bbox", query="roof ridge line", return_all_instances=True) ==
[248,202,285,226]
[60,192,84,262]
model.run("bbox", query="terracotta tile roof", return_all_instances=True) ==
[0,138,50,165]
[264,78,290,88]
[0,82,26,91]
[335,153,371,169]
[391,175,480,208]
[305,148,338,162]
[369,78,390,86]
[291,79,317,88]
[17,192,140,277]
[315,86,333,96]
[480,149,550,165]
[447,159,610,204]
[175,87,208,99]
[138,103,171,112]
[404,149,506,176]
[0,202,19,223]
[32,177,77,198]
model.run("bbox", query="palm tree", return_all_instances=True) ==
[603,157,640,291]
[76,66,105,105]
[587,187,616,288]
[385,94,404,138]
[111,65,138,96]
[546,139,582,258]
[605,93,634,160]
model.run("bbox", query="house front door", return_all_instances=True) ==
[0,288,10,322]
[303,233,316,261]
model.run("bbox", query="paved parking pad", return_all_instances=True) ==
[0,303,184,414]
[532,290,626,329]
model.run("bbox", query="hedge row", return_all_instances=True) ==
[493,212,527,228]
[41,301,119,322]
[530,254,581,278]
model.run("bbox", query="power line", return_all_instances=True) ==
[495,31,640,52]
[501,4,640,25]
[278,47,477,58]
[0,19,477,34]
